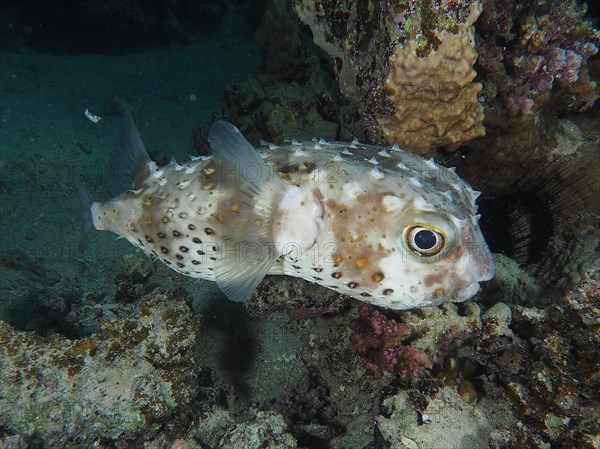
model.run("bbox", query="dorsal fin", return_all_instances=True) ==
[105,110,153,197]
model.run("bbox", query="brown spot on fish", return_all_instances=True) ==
[332,271,342,279]
[205,228,216,235]
[161,246,169,254]
[348,281,359,289]
[372,272,384,283]
[176,254,183,260]
[192,237,202,244]
[424,271,446,287]
[161,215,169,223]
[158,232,166,239]
[172,230,181,237]
[145,235,154,243]
[188,223,196,230]
[179,245,189,252]
[383,288,394,296]
[146,217,154,225]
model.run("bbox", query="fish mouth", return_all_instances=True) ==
[452,258,495,302]
[453,282,481,301]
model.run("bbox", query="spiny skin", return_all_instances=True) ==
[92,131,494,310]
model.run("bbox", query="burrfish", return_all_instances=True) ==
[74,111,494,310]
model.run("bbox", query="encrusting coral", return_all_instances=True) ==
[0,288,200,448]
[474,269,600,448]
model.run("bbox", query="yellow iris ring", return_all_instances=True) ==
[402,222,447,258]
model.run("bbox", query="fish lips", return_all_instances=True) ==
[453,281,481,301]
[451,232,495,302]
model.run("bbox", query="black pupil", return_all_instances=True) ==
[414,229,437,250]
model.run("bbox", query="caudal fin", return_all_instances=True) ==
[70,170,97,253]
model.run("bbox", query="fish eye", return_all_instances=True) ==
[404,225,445,257]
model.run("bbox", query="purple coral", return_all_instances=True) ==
[349,305,432,379]
[489,1,600,92]
[519,45,590,91]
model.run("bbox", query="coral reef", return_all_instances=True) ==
[349,301,484,379]
[349,300,481,372]
[395,301,483,361]
[365,269,599,448]
[482,254,543,306]
[203,47,358,148]
[195,408,298,449]
[375,383,517,449]
[190,0,363,149]
[288,0,599,156]
[349,305,433,379]
[246,275,350,319]
[477,0,599,95]
[255,0,302,79]
[114,269,149,304]
[475,269,600,448]
[272,368,336,427]
[0,288,200,448]
[291,0,486,153]
[379,2,485,153]
[456,0,600,213]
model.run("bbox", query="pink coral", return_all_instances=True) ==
[349,305,432,379]
[477,0,599,98]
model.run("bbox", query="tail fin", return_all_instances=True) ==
[70,169,97,253]
[105,109,153,197]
